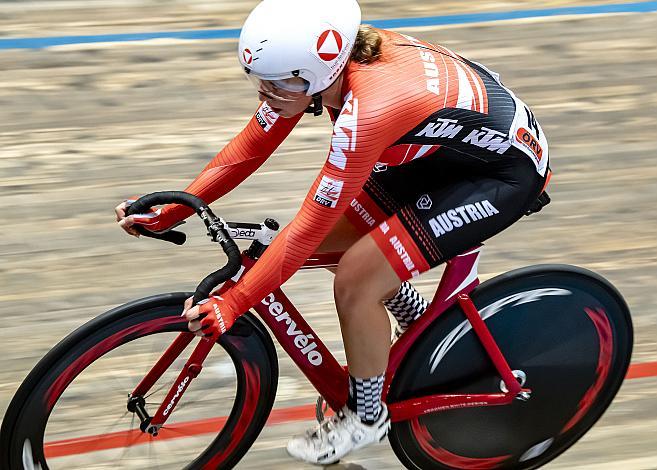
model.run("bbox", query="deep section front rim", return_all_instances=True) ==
[0,293,279,470]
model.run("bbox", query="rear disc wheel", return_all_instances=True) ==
[388,265,633,469]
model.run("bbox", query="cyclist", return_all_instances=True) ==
[116,0,550,464]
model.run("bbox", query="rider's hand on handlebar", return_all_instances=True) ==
[115,199,183,238]
[183,295,239,340]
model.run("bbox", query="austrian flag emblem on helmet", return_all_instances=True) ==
[316,30,344,62]
[242,49,253,65]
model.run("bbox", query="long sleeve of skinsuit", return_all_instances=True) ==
[156,102,303,229]
[220,86,404,317]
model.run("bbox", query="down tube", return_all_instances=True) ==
[253,289,348,411]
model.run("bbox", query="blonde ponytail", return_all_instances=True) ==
[350,25,383,64]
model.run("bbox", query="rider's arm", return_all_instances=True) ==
[220,94,397,315]
[150,103,303,231]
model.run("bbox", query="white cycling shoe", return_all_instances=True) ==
[286,404,391,465]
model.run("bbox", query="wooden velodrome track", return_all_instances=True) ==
[1,1,656,468]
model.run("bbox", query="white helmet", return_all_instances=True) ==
[239,0,362,97]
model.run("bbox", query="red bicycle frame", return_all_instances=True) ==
[132,244,530,432]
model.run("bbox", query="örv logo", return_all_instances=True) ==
[316,30,343,62]
[314,176,344,208]
[256,102,280,132]
[429,200,499,238]
[516,128,543,162]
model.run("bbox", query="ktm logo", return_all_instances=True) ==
[317,30,343,62]
[242,49,253,65]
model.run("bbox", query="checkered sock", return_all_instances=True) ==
[347,374,385,425]
[384,282,428,335]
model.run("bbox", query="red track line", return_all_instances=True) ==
[44,404,316,459]
[625,360,657,379]
[44,361,657,459]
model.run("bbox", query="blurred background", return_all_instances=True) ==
[1,0,656,468]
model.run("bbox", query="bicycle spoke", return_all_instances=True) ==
[147,439,161,470]
[116,413,138,462]
[106,368,136,395]
[144,377,177,400]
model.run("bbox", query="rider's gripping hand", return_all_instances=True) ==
[115,198,183,237]
[183,295,239,340]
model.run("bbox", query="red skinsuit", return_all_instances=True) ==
[158,29,492,318]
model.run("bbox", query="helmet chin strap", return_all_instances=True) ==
[305,93,324,117]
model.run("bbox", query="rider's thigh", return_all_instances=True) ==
[317,215,363,253]
[334,234,402,305]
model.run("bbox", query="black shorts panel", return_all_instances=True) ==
[362,148,546,267]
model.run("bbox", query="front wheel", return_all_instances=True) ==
[0,292,279,469]
[388,265,633,469]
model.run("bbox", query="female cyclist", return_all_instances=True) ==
[116,0,551,464]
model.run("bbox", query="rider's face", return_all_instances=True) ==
[256,78,313,118]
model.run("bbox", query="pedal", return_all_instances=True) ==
[315,395,330,423]
[516,391,532,402]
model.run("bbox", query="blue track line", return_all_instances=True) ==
[1,0,656,51]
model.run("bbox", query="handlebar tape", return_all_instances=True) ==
[126,191,208,246]
[126,191,243,301]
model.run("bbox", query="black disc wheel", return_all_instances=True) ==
[0,292,278,469]
[388,265,633,469]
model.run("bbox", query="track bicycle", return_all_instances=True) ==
[1,191,633,469]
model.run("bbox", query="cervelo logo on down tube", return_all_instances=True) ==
[429,288,572,373]
[163,376,190,416]
[262,293,323,365]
